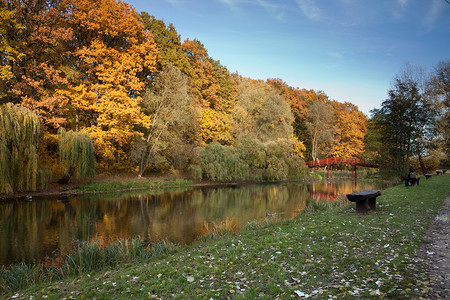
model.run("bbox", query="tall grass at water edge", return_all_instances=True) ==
[0,238,178,295]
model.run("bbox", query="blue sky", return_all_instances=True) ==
[127,0,450,115]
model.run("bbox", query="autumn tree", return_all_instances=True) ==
[131,63,198,176]
[329,101,368,158]
[292,88,330,152]
[139,13,192,76]
[305,100,335,161]
[0,0,23,102]
[60,0,158,169]
[1,0,72,128]
[266,78,306,135]
[182,38,236,144]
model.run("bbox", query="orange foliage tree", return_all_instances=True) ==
[140,13,192,76]
[182,38,236,145]
[60,0,158,168]
[329,101,368,158]
[1,0,72,129]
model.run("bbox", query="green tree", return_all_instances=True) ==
[233,78,292,142]
[131,63,198,176]
[428,60,450,166]
[193,142,249,181]
[375,64,440,177]
[0,103,42,193]
[364,110,385,165]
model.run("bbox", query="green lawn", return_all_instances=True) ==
[4,175,449,299]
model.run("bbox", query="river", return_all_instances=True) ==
[0,179,393,266]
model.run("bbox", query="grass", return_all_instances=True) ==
[78,178,194,192]
[0,238,179,296]
[2,175,449,299]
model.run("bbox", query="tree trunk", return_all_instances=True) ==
[138,144,150,177]
[58,166,75,184]
[418,150,427,175]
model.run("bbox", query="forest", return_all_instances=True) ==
[1,0,449,194]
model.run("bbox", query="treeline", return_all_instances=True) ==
[2,0,446,194]
[367,62,449,178]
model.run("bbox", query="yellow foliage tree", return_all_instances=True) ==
[330,101,368,158]
[60,0,158,168]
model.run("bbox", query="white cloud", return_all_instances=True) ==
[295,0,323,21]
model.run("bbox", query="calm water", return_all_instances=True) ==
[0,180,392,266]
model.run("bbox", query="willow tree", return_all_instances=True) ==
[58,128,96,184]
[0,103,40,194]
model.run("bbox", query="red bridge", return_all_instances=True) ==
[305,157,379,179]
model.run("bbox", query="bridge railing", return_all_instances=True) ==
[305,157,377,168]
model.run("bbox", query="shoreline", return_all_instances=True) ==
[2,174,448,298]
[0,170,391,201]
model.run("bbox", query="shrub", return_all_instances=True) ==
[190,139,307,181]
[195,142,249,181]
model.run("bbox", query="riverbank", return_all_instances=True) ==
[0,169,381,201]
[3,174,449,299]
[0,171,322,201]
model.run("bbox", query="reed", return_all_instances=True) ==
[150,240,178,257]
[201,218,237,240]
[0,263,43,294]
[0,237,160,295]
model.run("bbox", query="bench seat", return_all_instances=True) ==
[346,190,381,214]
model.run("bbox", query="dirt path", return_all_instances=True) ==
[417,197,450,299]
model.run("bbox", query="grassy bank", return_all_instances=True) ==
[78,178,195,192]
[3,175,449,299]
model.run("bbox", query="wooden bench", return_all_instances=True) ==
[346,190,381,214]
[425,174,432,180]
[408,176,420,186]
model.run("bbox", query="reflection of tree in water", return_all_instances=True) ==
[0,181,392,265]
[307,179,394,202]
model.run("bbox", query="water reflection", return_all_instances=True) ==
[0,180,391,265]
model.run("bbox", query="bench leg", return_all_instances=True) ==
[368,197,376,210]
[355,200,369,214]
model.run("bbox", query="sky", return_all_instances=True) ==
[126,0,450,115]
